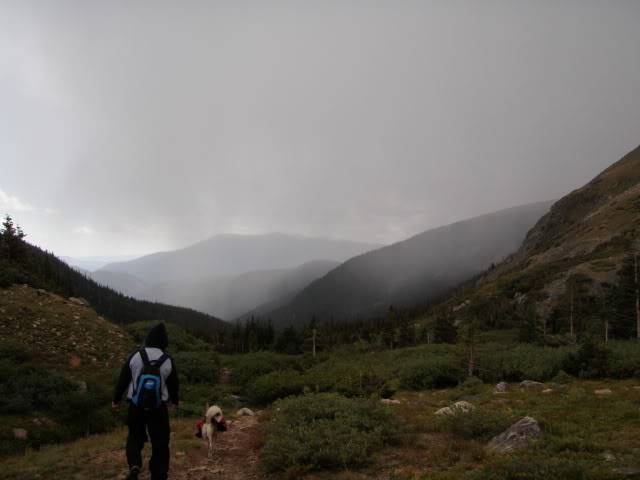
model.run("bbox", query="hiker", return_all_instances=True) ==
[113,323,179,480]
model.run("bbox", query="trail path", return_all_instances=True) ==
[170,415,264,480]
[100,414,265,480]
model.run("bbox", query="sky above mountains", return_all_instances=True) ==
[2,1,640,256]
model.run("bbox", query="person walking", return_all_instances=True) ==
[113,323,179,480]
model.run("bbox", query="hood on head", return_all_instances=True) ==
[145,323,169,350]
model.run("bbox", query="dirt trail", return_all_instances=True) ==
[170,415,264,480]
[100,414,265,480]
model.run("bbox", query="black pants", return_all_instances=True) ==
[127,403,170,480]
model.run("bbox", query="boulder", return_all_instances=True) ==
[435,401,475,416]
[69,297,90,306]
[594,389,613,396]
[435,406,454,416]
[486,417,541,454]
[520,380,544,389]
[494,382,508,393]
[13,428,28,440]
[381,398,401,405]
[235,408,255,417]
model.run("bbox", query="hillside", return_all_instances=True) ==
[444,145,640,338]
[139,260,339,320]
[0,240,227,335]
[100,233,380,285]
[264,202,551,326]
[0,284,132,376]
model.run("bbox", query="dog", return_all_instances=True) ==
[201,404,227,458]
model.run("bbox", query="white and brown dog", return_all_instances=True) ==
[201,404,227,458]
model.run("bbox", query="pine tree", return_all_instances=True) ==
[433,313,457,343]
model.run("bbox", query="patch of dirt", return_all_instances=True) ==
[173,415,264,480]
[102,415,265,480]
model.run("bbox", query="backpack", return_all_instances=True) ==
[131,348,169,410]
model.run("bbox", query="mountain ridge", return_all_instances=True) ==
[261,201,552,326]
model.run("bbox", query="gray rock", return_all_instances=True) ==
[520,380,545,389]
[380,398,401,405]
[69,297,90,306]
[494,382,508,393]
[614,467,640,478]
[235,407,255,417]
[435,400,475,416]
[486,417,541,454]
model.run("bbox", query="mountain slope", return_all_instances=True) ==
[100,233,380,285]
[1,241,227,334]
[138,260,340,320]
[264,202,552,326]
[456,144,640,333]
[90,270,148,297]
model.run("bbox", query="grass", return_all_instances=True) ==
[1,417,209,480]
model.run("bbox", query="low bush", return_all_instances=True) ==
[173,351,220,384]
[248,369,305,405]
[126,321,212,352]
[0,362,75,414]
[0,341,31,364]
[562,338,611,379]
[230,351,302,388]
[478,345,569,383]
[437,408,512,442]
[468,456,620,480]
[606,341,640,378]
[399,357,464,390]
[305,359,395,398]
[260,393,397,473]
[458,376,485,396]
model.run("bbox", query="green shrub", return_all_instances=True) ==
[231,351,302,388]
[260,393,397,473]
[478,345,569,383]
[51,381,114,437]
[126,321,211,352]
[562,338,611,379]
[551,370,574,385]
[399,357,464,390]
[0,362,75,414]
[305,359,395,398]
[468,456,620,480]
[248,369,305,405]
[0,341,31,364]
[606,341,640,378]
[458,376,485,396]
[173,351,220,384]
[437,408,512,441]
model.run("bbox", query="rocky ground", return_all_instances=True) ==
[0,284,132,376]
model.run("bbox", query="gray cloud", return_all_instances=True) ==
[2,0,640,256]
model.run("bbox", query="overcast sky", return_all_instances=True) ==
[2,1,640,257]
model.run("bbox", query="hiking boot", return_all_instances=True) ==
[126,466,140,480]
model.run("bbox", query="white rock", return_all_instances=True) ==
[380,399,401,405]
[235,408,255,417]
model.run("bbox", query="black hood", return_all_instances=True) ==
[145,323,169,350]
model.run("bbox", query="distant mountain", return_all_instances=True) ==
[100,233,380,285]
[138,260,340,320]
[262,202,552,326]
[442,144,640,337]
[61,255,141,272]
[90,270,148,298]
